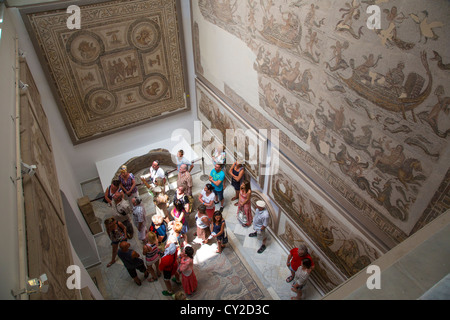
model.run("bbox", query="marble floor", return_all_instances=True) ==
[81,167,322,300]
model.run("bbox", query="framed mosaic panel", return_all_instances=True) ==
[268,149,384,280]
[21,0,189,144]
[196,78,267,189]
[20,59,78,300]
[221,82,404,249]
[277,212,346,295]
[191,0,450,251]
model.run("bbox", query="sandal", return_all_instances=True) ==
[286,275,294,283]
[171,277,181,285]
[257,245,266,254]
[162,290,173,296]
[106,261,115,268]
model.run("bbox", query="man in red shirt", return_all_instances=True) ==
[286,244,315,283]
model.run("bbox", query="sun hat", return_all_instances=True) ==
[256,200,266,208]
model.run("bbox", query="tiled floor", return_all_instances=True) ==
[82,166,322,300]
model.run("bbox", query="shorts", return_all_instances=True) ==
[254,228,269,241]
[292,281,306,290]
[126,263,146,278]
[111,239,127,245]
[163,270,173,281]
[215,189,224,201]
[196,226,211,240]
[180,223,188,235]
[231,179,241,191]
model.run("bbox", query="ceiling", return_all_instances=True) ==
[18,0,189,144]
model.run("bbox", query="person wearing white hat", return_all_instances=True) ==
[249,200,270,253]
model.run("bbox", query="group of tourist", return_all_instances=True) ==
[102,147,314,300]
[103,150,199,296]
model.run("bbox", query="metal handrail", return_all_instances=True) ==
[91,157,204,202]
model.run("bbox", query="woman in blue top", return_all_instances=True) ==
[211,211,227,254]
[104,180,122,206]
[176,149,194,172]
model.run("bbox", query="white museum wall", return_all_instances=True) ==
[192,2,259,108]
[0,8,21,300]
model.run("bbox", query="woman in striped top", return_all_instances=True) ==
[143,231,161,282]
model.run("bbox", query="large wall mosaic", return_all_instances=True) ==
[196,79,267,189]
[21,0,189,144]
[192,0,450,292]
[269,150,382,278]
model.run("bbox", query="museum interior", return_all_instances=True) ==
[0,0,448,301]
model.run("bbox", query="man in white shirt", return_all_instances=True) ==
[141,160,166,193]
[150,160,166,183]
[249,200,270,253]
[131,197,147,244]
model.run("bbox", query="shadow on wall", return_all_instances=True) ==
[111,149,176,183]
